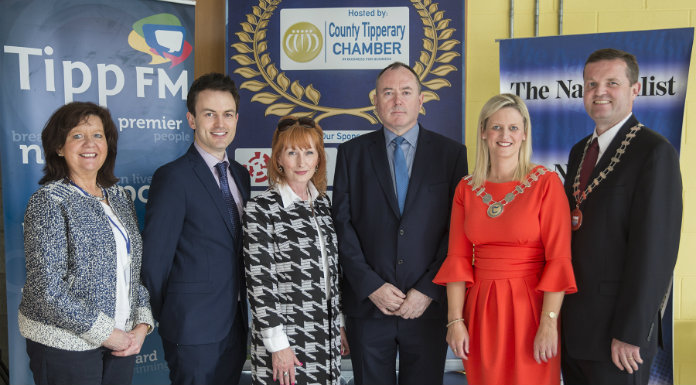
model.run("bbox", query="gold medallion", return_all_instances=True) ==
[487,202,504,218]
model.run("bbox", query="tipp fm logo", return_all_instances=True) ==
[283,22,322,63]
[128,13,192,68]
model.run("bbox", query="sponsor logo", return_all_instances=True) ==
[244,150,272,185]
[283,22,323,63]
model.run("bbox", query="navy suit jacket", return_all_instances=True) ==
[142,144,251,345]
[332,125,468,319]
[562,115,682,361]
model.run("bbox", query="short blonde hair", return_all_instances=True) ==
[471,93,533,188]
[267,116,328,194]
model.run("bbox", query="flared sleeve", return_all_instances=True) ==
[433,180,474,287]
[536,172,577,294]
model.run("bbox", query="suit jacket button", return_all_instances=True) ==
[399,229,405,236]
[398,259,404,264]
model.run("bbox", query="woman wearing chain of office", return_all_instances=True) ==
[434,93,577,385]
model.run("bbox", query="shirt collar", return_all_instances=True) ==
[592,113,632,154]
[383,123,419,147]
[194,141,230,170]
[277,181,320,209]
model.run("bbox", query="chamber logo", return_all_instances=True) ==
[128,13,192,67]
[282,22,323,63]
[231,1,460,122]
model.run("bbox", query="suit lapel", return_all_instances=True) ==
[592,114,639,181]
[403,125,429,218]
[368,129,401,217]
[229,162,250,204]
[186,145,236,237]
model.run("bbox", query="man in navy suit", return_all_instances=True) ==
[332,62,468,385]
[142,73,250,385]
[561,49,682,385]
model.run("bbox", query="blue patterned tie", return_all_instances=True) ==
[215,161,241,237]
[393,136,409,214]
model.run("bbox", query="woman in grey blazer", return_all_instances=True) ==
[19,102,154,385]
[243,116,349,385]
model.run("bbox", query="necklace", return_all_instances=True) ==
[467,166,547,218]
[69,180,107,201]
[570,124,642,230]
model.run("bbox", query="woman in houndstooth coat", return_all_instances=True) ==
[243,116,349,385]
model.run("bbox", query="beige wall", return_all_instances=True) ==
[466,1,696,383]
[194,0,226,76]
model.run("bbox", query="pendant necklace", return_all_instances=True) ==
[467,166,547,218]
[570,124,642,230]
[69,180,107,201]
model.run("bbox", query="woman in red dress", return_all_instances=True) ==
[434,93,577,385]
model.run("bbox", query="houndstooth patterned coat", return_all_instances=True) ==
[243,186,342,385]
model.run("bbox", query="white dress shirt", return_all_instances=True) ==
[592,113,633,165]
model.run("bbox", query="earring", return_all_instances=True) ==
[278,165,284,173]
[315,165,319,171]
[57,152,64,157]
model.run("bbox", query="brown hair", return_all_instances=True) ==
[584,48,639,84]
[187,72,240,116]
[40,102,119,186]
[267,116,328,194]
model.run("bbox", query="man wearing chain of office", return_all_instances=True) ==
[560,48,682,385]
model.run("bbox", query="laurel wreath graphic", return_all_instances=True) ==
[230,0,460,123]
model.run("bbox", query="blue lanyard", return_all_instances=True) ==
[105,214,131,256]
[70,181,131,255]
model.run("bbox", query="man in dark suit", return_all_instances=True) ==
[332,62,468,385]
[561,49,682,385]
[142,73,250,385]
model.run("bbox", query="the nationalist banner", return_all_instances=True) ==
[1,0,195,383]
[227,0,465,193]
[499,28,694,385]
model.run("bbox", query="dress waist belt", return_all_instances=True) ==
[473,243,545,280]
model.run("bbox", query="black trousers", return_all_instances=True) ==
[561,337,659,385]
[162,306,247,385]
[346,316,448,385]
[26,339,136,385]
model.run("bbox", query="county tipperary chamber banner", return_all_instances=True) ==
[499,27,694,385]
[227,0,465,194]
[0,0,195,383]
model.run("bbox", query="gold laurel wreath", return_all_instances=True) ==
[230,0,460,123]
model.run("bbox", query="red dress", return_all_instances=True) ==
[434,166,577,385]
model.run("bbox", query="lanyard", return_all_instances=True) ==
[105,214,131,256]
[70,182,131,255]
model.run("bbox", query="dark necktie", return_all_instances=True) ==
[393,136,409,214]
[215,161,241,236]
[579,138,599,192]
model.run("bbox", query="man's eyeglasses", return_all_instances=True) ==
[278,117,316,131]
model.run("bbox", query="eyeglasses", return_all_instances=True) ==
[277,117,316,131]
